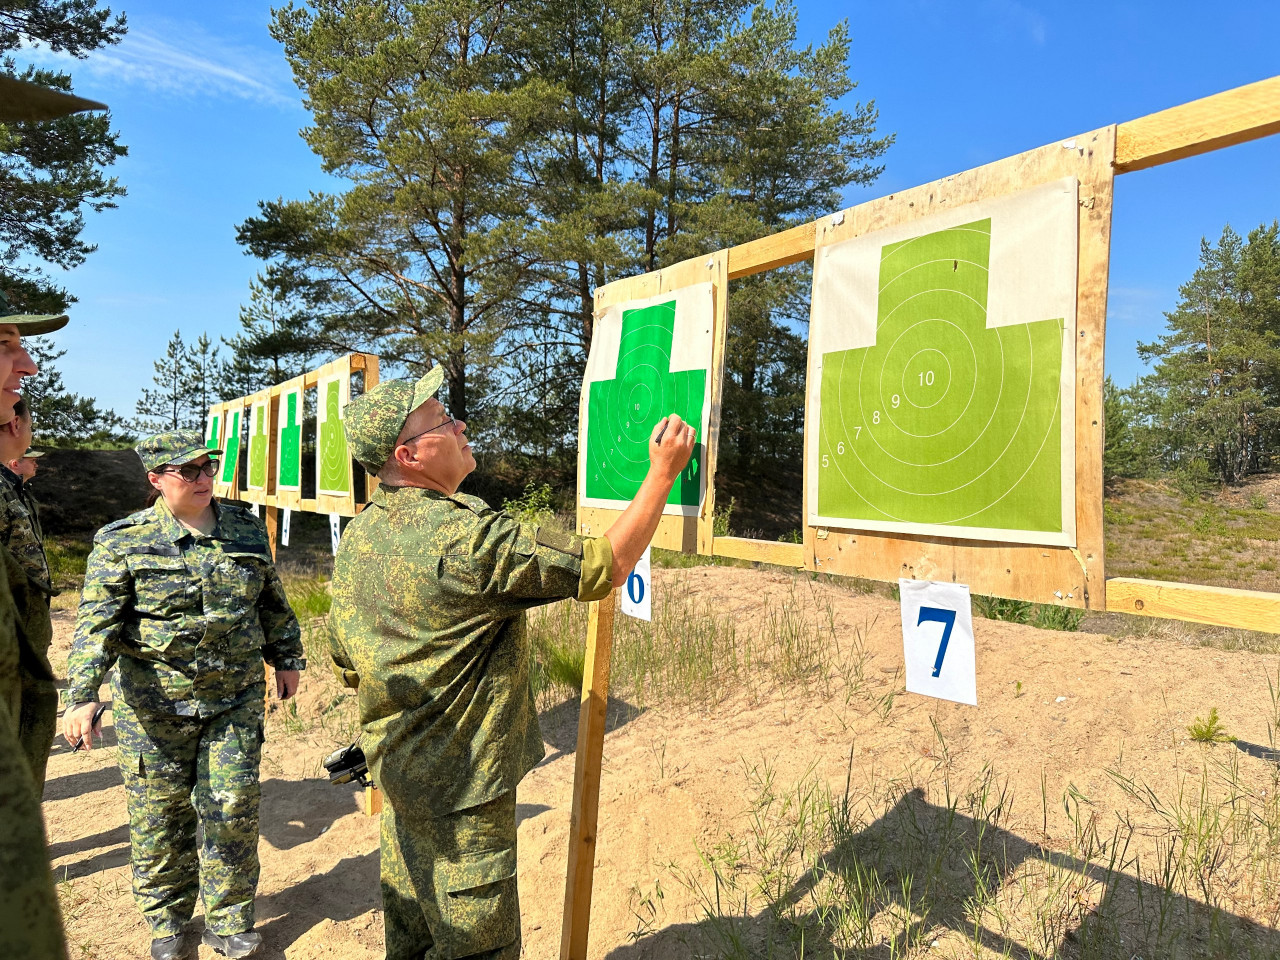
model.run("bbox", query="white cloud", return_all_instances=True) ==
[19,19,298,109]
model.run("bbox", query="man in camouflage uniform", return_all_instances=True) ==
[0,289,71,959]
[329,367,695,960]
[9,446,44,482]
[64,431,306,960]
[0,397,58,785]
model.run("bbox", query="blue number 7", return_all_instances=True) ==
[918,606,956,677]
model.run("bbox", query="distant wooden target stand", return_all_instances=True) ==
[561,77,1280,960]
[203,353,380,551]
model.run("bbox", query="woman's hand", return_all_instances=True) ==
[275,669,300,700]
[64,702,103,751]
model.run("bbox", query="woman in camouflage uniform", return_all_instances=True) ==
[63,431,306,960]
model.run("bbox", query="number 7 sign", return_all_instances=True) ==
[898,579,977,706]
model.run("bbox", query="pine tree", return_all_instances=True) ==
[1,2,128,308]
[1136,222,1280,483]
[134,330,193,433]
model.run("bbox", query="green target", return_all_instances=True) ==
[585,298,704,506]
[816,218,1067,536]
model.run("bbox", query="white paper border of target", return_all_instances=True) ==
[579,282,716,518]
[805,177,1079,547]
[898,578,977,707]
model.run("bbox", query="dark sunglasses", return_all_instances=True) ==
[159,460,219,482]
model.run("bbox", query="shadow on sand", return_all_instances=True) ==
[603,784,1280,960]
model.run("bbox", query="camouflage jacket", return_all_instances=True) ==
[66,500,306,716]
[0,465,51,595]
[0,547,67,959]
[329,485,612,816]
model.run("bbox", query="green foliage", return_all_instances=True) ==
[1,0,128,305]
[1187,706,1235,743]
[44,536,90,589]
[712,496,735,538]
[973,594,1083,632]
[1135,222,1280,484]
[502,482,557,526]
[1173,457,1216,500]
[1103,376,1148,477]
[283,576,334,621]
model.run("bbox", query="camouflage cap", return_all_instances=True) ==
[136,429,222,472]
[344,366,445,473]
[0,289,68,335]
[20,450,43,459]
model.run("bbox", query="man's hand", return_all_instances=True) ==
[649,415,696,482]
[275,669,301,700]
[603,413,699,583]
[64,702,103,751]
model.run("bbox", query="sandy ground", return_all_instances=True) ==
[43,567,1280,959]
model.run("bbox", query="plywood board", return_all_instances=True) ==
[577,252,728,551]
[803,128,1114,609]
[807,177,1079,547]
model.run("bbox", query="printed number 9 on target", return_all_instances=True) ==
[898,579,977,706]
[620,546,652,622]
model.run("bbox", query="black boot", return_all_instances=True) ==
[201,929,263,958]
[149,935,191,960]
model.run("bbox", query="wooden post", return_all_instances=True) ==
[364,785,382,816]
[559,590,617,960]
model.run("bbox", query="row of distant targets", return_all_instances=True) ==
[204,372,352,498]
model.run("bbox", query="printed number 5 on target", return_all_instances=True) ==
[898,579,977,706]
[620,546,652,621]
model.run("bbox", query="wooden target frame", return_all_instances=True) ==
[562,76,1280,959]
[206,353,380,554]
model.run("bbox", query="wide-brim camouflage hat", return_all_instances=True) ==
[0,289,68,335]
[0,75,108,123]
[344,366,445,473]
[136,429,223,472]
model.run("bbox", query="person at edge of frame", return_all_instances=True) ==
[327,366,696,960]
[0,72,111,960]
[10,446,45,482]
[0,397,59,786]
[62,430,307,960]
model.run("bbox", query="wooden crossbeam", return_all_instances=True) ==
[1105,578,1280,634]
[712,536,804,568]
[1115,75,1280,172]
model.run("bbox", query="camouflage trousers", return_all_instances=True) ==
[18,670,55,788]
[113,696,264,938]
[379,789,521,960]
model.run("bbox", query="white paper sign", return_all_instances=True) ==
[899,579,977,706]
[248,501,260,518]
[281,507,292,547]
[619,546,652,621]
[329,512,342,555]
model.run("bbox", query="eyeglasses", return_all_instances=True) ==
[401,415,457,445]
[159,460,219,482]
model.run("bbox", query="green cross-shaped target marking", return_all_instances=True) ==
[248,405,268,489]
[206,414,221,451]
[585,299,704,506]
[278,392,301,489]
[817,218,1065,533]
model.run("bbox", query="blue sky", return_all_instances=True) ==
[17,0,1280,418]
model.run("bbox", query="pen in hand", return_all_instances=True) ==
[73,703,109,752]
